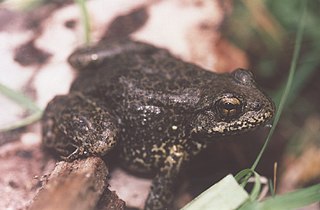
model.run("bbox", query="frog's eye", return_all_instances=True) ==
[217,97,242,119]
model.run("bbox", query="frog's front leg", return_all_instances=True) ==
[145,145,186,210]
[42,92,118,161]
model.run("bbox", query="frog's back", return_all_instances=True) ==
[70,41,215,109]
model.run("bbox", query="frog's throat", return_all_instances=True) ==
[191,110,273,136]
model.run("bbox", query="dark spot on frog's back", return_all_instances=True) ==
[42,39,275,210]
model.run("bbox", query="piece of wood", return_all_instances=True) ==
[29,157,110,210]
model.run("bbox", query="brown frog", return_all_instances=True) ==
[42,39,275,210]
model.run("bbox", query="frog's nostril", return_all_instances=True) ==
[253,100,262,111]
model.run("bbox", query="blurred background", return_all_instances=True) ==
[0,0,319,209]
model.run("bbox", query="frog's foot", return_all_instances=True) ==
[144,145,186,210]
[42,93,119,160]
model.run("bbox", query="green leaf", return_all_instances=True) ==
[181,175,249,210]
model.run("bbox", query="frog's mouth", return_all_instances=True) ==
[190,109,274,137]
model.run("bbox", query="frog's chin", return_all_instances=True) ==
[190,110,274,137]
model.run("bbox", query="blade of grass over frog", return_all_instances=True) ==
[74,0,91,44]
[242,2,307,186]
[235,169,261,200]
[181,175,249,210]
[239,183,320,210]
[0,83,41,112]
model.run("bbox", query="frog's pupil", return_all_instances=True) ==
[253,100,262,110]
[224,102,236,110]
[217,97,242,119]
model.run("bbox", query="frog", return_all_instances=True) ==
[42,39,275,210]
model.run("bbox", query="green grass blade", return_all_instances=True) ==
[74,0,91,44]
[249,1,307,173]
[249,172,261,201]
[0,110,43,132]
[268,179,275,197]
[0,83,43,131]
[0,83,41,112]
[258,184,320,210]
[235,169,254,184]
[239,184,320,210]
[235,169,261,200]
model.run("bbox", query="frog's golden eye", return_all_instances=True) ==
[217,97,242,119]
